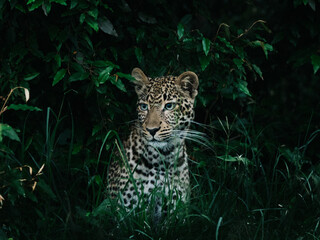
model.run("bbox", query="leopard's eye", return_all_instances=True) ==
[164,102,176,110]
[139,103,148,111]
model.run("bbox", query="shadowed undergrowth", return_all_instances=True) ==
[1,1,320,239]
[1,107,319,240]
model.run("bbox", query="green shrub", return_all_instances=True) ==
[0,0,319,239]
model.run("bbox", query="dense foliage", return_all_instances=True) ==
[0,0,319,239]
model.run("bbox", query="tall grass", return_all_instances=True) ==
[2,111,319,240]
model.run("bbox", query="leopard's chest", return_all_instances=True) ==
[121,131,190,207]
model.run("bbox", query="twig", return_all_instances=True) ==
[212,23,230,44]
[232,20,266,42]
[0,87,27,116]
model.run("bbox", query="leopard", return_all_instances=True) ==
[107,67,199,216]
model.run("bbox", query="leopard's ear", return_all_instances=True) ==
[131,68,149,95]
[176,71,199,99]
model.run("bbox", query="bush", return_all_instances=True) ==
[0,0,319,239]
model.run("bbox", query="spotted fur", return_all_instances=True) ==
[107,68,199,215]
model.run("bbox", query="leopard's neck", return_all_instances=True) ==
[126,128,187,169]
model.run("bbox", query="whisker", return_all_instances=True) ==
[171,129,214,152]
[190,120,215,131]
[126,119,138,124]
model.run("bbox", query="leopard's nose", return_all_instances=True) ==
[146,127,160,136]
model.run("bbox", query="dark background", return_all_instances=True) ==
[0,0,319,239]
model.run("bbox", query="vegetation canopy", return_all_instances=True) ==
[0,0,319,239]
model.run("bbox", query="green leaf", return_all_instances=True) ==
[135,47,143,64]
[177,23,184,40]
[25,190,38,203]
[202,37,211,56]
[92,61,109,68]
[252,41,273,59]
[9,179,25,197]
[235,80,251,96]
[252,64,264,80]
[69,72,90,82]
[217,155,251,165]
[79,13,86,24]
[53,69,67,86]
[116,72,135,82]
[217,155,237,162]
[196,161,207,168]
[70,0,78,9]
[88,175,103,186]
[111,47,118,61]
[233,58,244,73]
[218,36,234,52]
[180,14,192,25]
[92,124,103,136]
[87,9,98,19]
[52,0,67,6]
[311,54,320,74]
[0,124,20,142]
[198,95,209,107]
[28,0,42,11]
[136,29,145,43]
[111,77,127,92]
[72,143,82,155]
[24,72,40,81]
[71,62,85,73]
[7,104,42,112]
[54,54,61,68]
[92,199,111,217]
[98,66,113,84]
[105,61,120,69]
[86,17,99,32]
[138,12,157,24]
[308,0,316,11]
[37,180,57,200]
[199,55,211,71]
[98,17,118,37]
[13,4,26,13]
[101,3,109,10]
[42,2,51,16]
[83,34,93,50]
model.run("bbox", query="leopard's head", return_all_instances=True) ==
[132,68,199,148]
